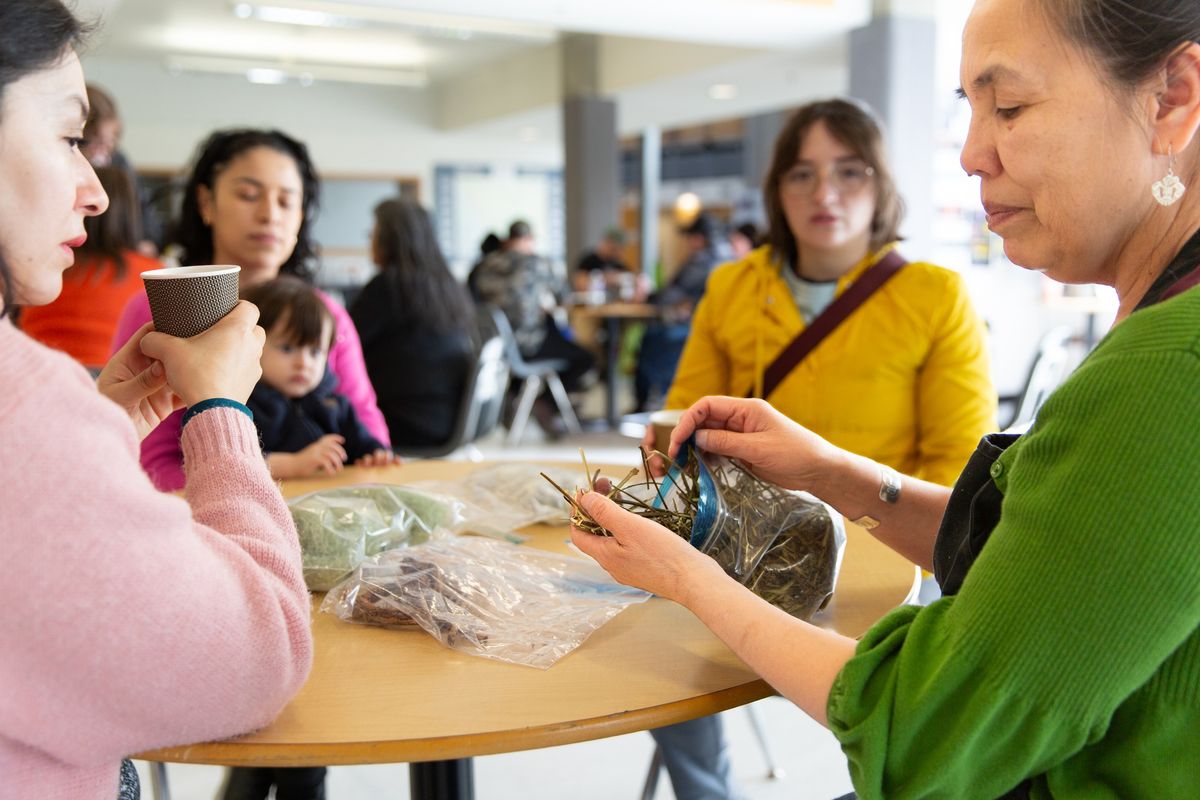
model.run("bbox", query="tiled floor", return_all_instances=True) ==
[135,383,856,799]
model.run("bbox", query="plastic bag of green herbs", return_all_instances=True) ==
[321,536,649,669]
[287,484,463,591]
[655,441,846,621]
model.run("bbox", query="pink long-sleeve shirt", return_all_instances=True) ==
[0,321,313,799]
[113,288,390,491]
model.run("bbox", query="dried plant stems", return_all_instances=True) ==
[540,447,700,539]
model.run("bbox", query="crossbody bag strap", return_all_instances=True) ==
[751,250,907,400]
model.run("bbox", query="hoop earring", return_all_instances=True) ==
[1152,144,1186,207]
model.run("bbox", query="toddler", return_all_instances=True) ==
[242,276,396,479]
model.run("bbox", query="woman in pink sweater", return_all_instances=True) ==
[113,127,390,492]
[0,3,313,797]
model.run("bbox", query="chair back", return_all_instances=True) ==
[460,335,508,443]
[485,305,567,378]
[394,334,509,458]
[1004,325,1075,429]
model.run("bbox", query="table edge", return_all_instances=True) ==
[135,680,773,766]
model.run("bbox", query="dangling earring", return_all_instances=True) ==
[1152,144,1186,207]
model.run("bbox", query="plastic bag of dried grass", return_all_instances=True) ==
[321,537,648,668]
[658,443,846,621]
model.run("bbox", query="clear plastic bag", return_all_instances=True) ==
[288,484,463,591]
[413,463,579,538]
[659,444,846,621]
[321,537,649,669]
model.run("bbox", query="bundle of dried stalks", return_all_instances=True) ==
[540,448,700,539]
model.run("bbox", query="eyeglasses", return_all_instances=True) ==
[780,161,876,197]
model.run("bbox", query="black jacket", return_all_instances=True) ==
[349,274,475,449]
[246,370,384,463]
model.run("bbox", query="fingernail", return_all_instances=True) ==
[695,430,708,448]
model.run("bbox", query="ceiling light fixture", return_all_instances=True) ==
[227,1,555,42]
[708,83,738,101]
[165,54,428,88]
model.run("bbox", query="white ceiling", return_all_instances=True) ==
[76,0,872,83]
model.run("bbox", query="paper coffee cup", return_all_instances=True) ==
[648,408,686,457]
[142,265,240,338]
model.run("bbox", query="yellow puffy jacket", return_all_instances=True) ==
[665,244,996,487]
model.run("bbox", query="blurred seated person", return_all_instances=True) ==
[729,221,762,259]
[82,83,161,255]
[19,166,160,371]
[350,198,478,449]
[466,230,502,301]
[633,212,729,411]
[473,220,595,433]
[573,227,649,301]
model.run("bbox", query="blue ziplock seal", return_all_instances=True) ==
[651,435,719,550]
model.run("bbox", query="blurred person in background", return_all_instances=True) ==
[728,221,762,259]
[633,211,729,412]
[82,83,162,254]
[474,219,595,434]
[351,198,478,449]
[19,165,161,371]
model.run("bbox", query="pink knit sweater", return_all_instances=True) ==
[113,288,390,491]
[0,321,313,799]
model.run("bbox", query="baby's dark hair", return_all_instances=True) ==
[242,276,333,348]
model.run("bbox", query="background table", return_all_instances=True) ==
[138,461,919,798]
[570,302,660,425]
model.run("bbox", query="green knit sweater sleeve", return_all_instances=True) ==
[826,292,1200,798]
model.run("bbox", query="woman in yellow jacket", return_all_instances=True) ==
[646,99,997,800]
[655,99,996,486]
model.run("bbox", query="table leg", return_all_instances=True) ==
[605,316,621,426]
[409,758,474,800]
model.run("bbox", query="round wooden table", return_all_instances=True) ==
[137,461,918,798]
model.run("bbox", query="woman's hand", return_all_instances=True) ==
[138,301,266,407]
[570,491,727,604]
[354,449,401,468]
[668,396,843,493]
[97,323,185,441]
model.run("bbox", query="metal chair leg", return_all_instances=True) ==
[545,373,581,435]
[507,375,542,444]
[149,761,171,800]
[639,745,664,800]
[745,705,784,779]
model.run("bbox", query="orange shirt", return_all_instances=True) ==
[20,251,161,368]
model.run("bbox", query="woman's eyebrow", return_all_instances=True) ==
[956,64,1025,99]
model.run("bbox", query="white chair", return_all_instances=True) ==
[999,325,1076,430]
[486,307,581,444]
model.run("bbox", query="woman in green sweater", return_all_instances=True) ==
[573,1,1200,797]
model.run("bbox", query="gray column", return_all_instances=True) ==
[561,34,620,270]
[849,3,937,257]
[741,109,789,226]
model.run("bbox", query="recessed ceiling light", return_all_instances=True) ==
[246,67,288,85]
[708,83,737,101]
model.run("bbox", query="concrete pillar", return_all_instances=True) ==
[740,109,789,225]
[640,125,661,280]
[561,34,620,270]
[849,1,937,257]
